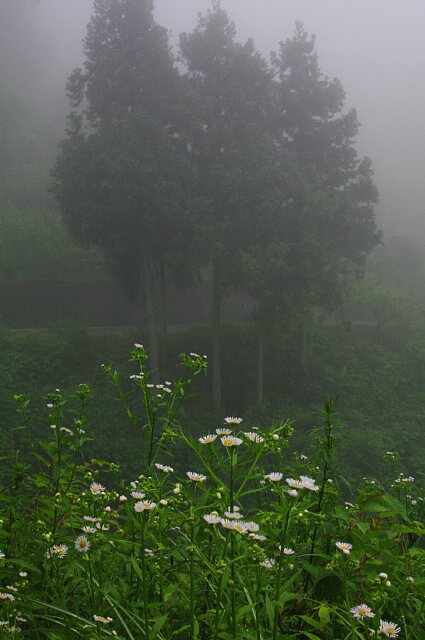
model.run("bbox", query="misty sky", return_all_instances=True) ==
[32,0,425,241]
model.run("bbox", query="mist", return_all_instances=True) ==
[16,0,425,240]
[0,3,424,632]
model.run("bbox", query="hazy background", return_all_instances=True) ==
[23,0,425,242]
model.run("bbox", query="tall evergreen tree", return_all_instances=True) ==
[179,1,275,407]
[53,0,187,376]
[270,22,381,385]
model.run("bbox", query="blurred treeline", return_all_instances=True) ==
[0,1,424,484]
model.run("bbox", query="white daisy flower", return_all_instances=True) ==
[224,417,243,425]
[249,533,267,541]
[199,434,217,444]
[221,435,243,447]
[83,516,99,522]
[260,558,275,569]
[287,489,299,497]
[286,478,305,489]
[134,500,157,512]
[223,511,243,519]
[283,547,295,555]
[244,432,264,443]
[93,615,113,624]
[336,542,352,555]
[154,463,174,473]
[216,428,232,436]
[350,604,375,619]
[82,526,97,534]
[265,472,283,482]
[131,491,146,499]
[203,513,221,525]
[53,544,68,559]
[0,593,14,601]
[379,620,401,637]
[186,472,207,482]
[90,482,105,496]
[244,521,260,532]
[75,536,90,553]
[300,476,320,491]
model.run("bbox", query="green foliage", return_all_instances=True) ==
[0,347,422,638]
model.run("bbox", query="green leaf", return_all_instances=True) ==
[318,606,331,625]
[357,521,370,534]
[151,614,168,637]
[300,614,324,630]
[265,594,275,629]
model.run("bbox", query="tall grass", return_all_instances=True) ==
[0,345,422,639]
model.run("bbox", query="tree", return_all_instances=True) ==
[269,22,381,383]
[52,0,187,377]
[179,1,276,407]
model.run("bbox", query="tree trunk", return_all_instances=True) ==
[340,302,352,332]
[212,259,222,408]
[143,257,160,383]
[256,323,264,404]
[298,316,308,394]
[158,255,168,374]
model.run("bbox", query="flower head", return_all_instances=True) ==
[379,620,401,637]
[244,432,264,443]
[53,544,68,559]
[199,434,217,444]
[249,533,267,541]
[90,482,105,496]
[94,615,113,624]
[134,500,157,512]
[299,475,320,491]
[203,513,221,525]
[350,604,375,619]
[216,428,232,436]
[154,463,174,473]
[0,593,14,601]
[286,478,304,489]
[82,526,97,534]
[260,558,275,569]
[221,435,243,447]
[131,491,146,499]
[336,541,352,555]
[75,536,90,553]
[220,519,249,534]
[265,472,283,482]
[186,472,207,482]
[283,547,295,555]
[224,417,242,425]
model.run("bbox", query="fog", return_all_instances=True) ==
[22,0,425,241]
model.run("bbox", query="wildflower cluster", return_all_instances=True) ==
[0,348,421,638]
